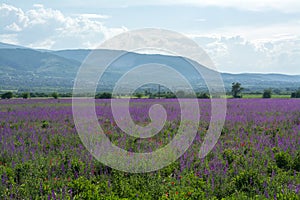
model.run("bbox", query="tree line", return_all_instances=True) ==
[231,82,300,99]
[1,83,300,99]
[0,92,65,99]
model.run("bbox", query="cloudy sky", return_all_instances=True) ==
[1,0,300,74]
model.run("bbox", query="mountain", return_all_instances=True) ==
[0,48,80,73]
[221,73,300,91]
[0,42,27,49]
[51,49,91,63]
[0,48,80,92]
[0,42,299,93]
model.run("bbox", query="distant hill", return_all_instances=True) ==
[0,42,27,49]
[0,42,299,93]
[0,48,80,73]
[51,49,91,63]
[221,73,300,92]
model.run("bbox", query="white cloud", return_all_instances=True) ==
[5,22,22,32]
[191,35,300,74]
[169,0,300,13]
[1,3,299,74]
[187,20,300,45]
[25,4,65,26]
[103,0,300,13]
[27,38,56,49]
[185,17,300,74]
[0,3,127,49]
[0,33,19,44]
[77,14,111,19]
[0,3,28,32]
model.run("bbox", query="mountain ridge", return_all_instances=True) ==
[0,42,299,93]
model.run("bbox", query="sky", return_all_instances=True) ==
[1,0,300,74]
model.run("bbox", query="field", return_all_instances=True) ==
[0,98,300,199]
[238,94,291,99]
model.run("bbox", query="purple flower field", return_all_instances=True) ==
[0,98,300,199]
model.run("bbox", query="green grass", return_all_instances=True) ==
[226,94,291,99]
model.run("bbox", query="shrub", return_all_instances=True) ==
[197,92,210,99]
[1,92,13,99]
[292,151,300,171]
[233,170,262,195]
[161,172,207,199]
[223,149,236,165]
[262,89,272,98]
[164,92,176,99]
[41,120,50,129]
[291,90,300,98]
[68,176,110,199]
[275,151,291,170]
[51,92,58,99]
[134,93,143,98]
[95,92,112,99]
[22,93,30,99]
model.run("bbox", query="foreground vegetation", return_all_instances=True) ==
[0,99,299,199]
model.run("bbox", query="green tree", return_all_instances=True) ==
[262,89,272,98]
[231,82,243,98]
[134,93,143,99]
[51,92,59,99]
[1,92,13,99]
[291,89,300,98]
[197,92,210,99]
[95,92,112,99]
[165,92,176,99]
[22,92,30,99]
[144,90,151,96]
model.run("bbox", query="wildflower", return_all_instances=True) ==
[175,191,179,195]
